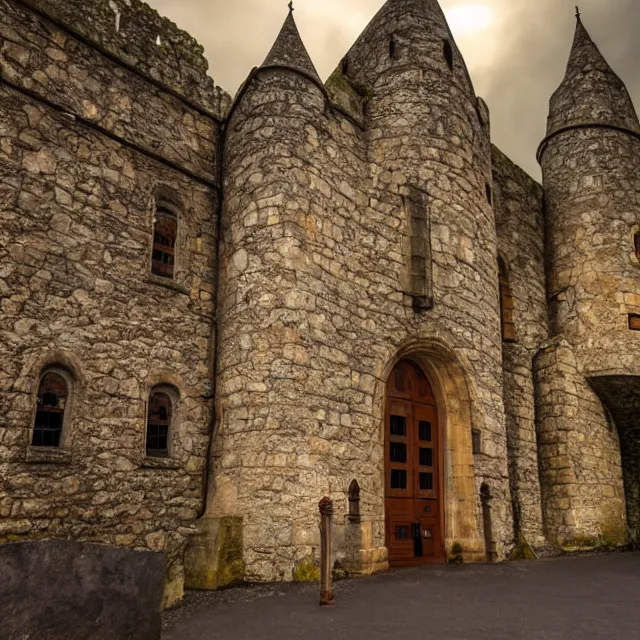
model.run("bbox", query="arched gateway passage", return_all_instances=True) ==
[385,360,445,565]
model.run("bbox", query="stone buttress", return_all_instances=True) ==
[537,16,640,546]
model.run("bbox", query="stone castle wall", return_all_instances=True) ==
[5,0,640,606]
[0,0,225,607]
[492,146,547,547]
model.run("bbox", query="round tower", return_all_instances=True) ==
[206,9,333,582]
[339,0,513,558]
[537,14,640,546]
[204,0,513,584]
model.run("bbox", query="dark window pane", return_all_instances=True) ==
[419,448,433,467]
[390,415,406,437]
[390,442,407,463]
[472,429,482,454]
[152,210,177,279]
[419,421,432,442]
[395,525,409,540]
[419,473,434,491]
[147,392,172,457]
[32,373,67,448]
[390,469,407,489]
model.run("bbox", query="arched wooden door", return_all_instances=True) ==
[385,360,444,565]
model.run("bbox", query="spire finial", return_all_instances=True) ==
[289,1,294,13]
[575,6,581,22]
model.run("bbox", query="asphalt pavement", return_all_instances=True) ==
[162,552,640,639]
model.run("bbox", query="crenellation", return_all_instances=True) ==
[16,0,230,116]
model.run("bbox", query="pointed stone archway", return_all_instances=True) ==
[379,338,486,562]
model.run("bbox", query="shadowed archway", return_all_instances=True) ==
[590,375,640,544]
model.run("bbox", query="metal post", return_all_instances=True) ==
[319,496,335,606]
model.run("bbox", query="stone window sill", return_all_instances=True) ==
[141,456,181,470]
[145,274,189,295]
[25,446,72,465]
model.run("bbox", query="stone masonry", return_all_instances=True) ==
[1,0,639,607]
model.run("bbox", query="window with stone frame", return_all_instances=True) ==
[634,231,640,263]
[403,186,434,312]
[151,206,177,279]
[32,371,70,447]
[146,387,177,458]
[498,256,517,342]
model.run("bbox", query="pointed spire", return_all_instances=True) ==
[262,9,321,84]
[547,14,639,136]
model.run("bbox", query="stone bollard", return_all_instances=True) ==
[318,496,335,607]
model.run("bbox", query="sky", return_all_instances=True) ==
[148,0,640,180]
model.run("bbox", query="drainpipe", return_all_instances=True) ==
[197,114,227,519]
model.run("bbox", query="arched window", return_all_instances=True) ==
[348,479,361,522]
[443,40,454,70]
[498,256,517,342]
[634,231,640,263]
[151,206,177,279]
[146,386,177,458]
[32,371,70,447]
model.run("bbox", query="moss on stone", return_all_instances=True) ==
[448,541,464,564]
[293,558,320,582]
[216,517,245,588]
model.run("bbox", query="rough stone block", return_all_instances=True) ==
[0,540,164,640]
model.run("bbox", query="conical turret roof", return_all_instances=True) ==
[262,9,321,84]
[547,16,639,136]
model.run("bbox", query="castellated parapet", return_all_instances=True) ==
[1,0,640,607]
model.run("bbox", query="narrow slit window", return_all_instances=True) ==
[151,207,177,279]
[472,429,482,454]
[404,187,433,311]
[443,40,454,70]
[32,372,69,447]
[146,390,173,457]
[634,232,640,262]
[389,36,398,60]
[498,256,517,342]
[485,183,492,205]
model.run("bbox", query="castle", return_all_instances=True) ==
[1,0,640,608]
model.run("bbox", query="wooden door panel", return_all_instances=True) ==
[385,360,444,565]
[386,400,413,499]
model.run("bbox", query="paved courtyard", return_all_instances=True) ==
[163,552,640,639]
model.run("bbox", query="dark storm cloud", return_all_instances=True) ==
[148,0,640,179]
